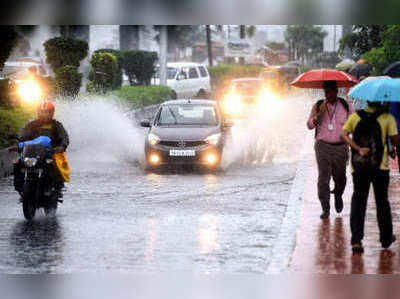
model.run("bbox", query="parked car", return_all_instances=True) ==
[153,62,211,99]
[140,99,232,170]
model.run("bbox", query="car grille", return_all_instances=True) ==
[159,140,207,147]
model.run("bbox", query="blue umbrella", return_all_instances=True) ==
[348,77,400,102]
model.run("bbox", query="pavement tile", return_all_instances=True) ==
[290,154,400,274]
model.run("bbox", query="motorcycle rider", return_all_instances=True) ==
[14,100,69,197]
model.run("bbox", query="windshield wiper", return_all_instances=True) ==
[167,107,178,125]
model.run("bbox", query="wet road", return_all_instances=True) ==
[0,161,295,273]
[0,95,312,273]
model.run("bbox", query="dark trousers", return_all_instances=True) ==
[315,140,349,212]
[350,170,393,246]
[397,145,400,172]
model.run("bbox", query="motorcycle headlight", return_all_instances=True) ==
[24,157,38,167]
[148,133,161,146]
[205,133,221,145]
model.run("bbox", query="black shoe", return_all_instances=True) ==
[335,196,343,213]
[382,235,396,249]
[352,242,364,254]
[320,211,330,219]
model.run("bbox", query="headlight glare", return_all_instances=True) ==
[223,93,243,115]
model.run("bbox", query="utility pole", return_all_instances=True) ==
[159,25,167,86]
[333,25,337,52]
[206,25,213,67]
[239,25,245,65]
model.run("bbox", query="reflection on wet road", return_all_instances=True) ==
[0,162,295,273]
[0,95,312,273]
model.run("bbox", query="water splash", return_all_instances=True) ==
[52,93,314,172]
[55,95,146,166]
[221,94,313,169]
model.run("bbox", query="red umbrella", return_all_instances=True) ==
[290,69,359,89]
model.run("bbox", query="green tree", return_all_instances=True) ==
[55,65,82,97]
[87,52,118,93]
[93,49,123,89]
[339,25,388,59]
[122,50,157,86]
[0,26,19,71]
[154,25,204,59]
[43,36,88,72]
[363,25,400,74]
[285,25,328,64]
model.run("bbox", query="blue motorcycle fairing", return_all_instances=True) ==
[18,136,52,150]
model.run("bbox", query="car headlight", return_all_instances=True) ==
[17,78,42,103]
[148,133,161,146]
[24,157,38,167]
[205,133,221,145]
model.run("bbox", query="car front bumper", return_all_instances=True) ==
[145,143,223,168]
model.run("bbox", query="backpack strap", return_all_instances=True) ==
[338,97,349,115]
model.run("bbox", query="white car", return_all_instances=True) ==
[3,60,48,84]
[153,62,211,99]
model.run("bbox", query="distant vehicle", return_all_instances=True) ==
[259,65,300,94]
[2,60,48,84]
[153,62,211,99]
[1,59,49,104]
[192,41,225,63]
[221,78,276,117]
[140,99,232,170]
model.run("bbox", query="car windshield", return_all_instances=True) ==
[157,104,218,126]
[154,67,178,79]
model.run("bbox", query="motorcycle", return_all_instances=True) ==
[10,135,62,220]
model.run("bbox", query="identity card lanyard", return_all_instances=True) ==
[326,101,338,131]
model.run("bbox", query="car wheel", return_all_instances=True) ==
[196,89,207,99]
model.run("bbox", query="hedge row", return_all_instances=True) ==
[0,107,34,148]
[114,85,172,108]
[207,64,264,90]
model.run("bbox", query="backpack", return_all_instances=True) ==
[351,110,384,173]
[315,98,349,137]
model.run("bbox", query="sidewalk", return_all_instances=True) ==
[289,145,400,274]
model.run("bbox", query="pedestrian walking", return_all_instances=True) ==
[342,101,399,253]
[307,81,353,219]
[390,102,400,171]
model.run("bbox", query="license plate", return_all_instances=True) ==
[169,149,196,157]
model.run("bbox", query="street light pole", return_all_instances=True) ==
[159,25,167,86]
[206,25,213,67]
[239,25,245,65]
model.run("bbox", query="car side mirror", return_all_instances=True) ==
[140,119,151,128]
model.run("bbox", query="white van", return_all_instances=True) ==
[154,62,211,99]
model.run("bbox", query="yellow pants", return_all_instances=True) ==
[53,152,70,182]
